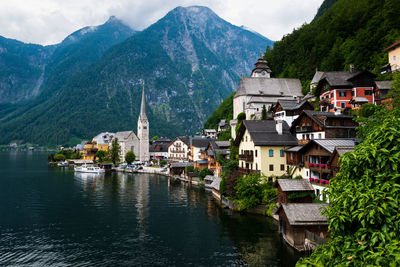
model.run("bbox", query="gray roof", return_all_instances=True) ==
[375,80,393,90]
[191,138,212,148]
[320,71,362,87]
[115,131,137,141]
[235,77,303,98]
[276,99,310,111]
[204,175,216,182]
[247,96,294,104]
[215,141,230,148]
[285,145,304,152]
[204,129,216,133]
[170,162,193,168]
[277,179,314,192]
[93,132,115,145]
[210,177,222,191]
[334,146,355,156]
[312,139,355,154]
[311,71,325,85]
[237,120,297,146]
[196,159,208,164]
[277,203,329,225]
[291,110,357,131]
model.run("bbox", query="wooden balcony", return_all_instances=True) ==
[238,167,260,176]
[238,154,254,162]
[296,126,313,133]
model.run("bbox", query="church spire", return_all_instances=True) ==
[140,80,147,120]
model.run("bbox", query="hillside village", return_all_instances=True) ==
[45,38,400,253]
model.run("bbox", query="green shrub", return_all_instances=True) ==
[54,154,65,161]
[199,168,213,179]
[125,151,135,164]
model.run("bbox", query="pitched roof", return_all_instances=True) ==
[285,145,304,152]
[333,146,355,156]
[191,138,212,148]
[349,97,369,104]
[93,132,115,145]
[291,110,357,132]
[276,203,328,225]
[375,80,394,90]
[235,77,303,98]
[385,40,400,51]
[170,162,193,168]
[274,99,313,111]
[210,177,222,191]
[310,71,325,85]
[277,179,314,192]
[247,96,295,104]
[310,139,356,154]
[115,131,137,141]
[204,175,216,182]
[204,129,216,133]
[235,120,298,146]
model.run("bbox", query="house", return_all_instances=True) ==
[315,69,376,112]
[375,80,394,105]
[330,146,355,178]
[210,176,222,200]
[295,139,355,200]
[205,140,230,177]
[272,99,314,127]
[276,179,315,206]
[218,120,230,133]
[276,203,329,251]
[290,110,358,144]
[82,141,98,161]
[384,40,400,73]
[310,70,325,91]
[234,120,298,179]
[149,138,171,160]
[230,57,303,139]
[114,131,139,163]
[190,137,213,162]
[168,136,190,161]
[203,129,217,138]
[93,132,115,151]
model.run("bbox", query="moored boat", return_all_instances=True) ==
[74,164,105,174]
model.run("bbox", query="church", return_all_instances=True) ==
[115,83,150,162]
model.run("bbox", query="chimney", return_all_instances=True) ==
[350,64,355,73]
[276,120,283,135]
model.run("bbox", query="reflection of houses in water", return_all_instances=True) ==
[135,174,150,240]
[74,173,105,194]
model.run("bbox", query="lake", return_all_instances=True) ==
[0,151,301,266]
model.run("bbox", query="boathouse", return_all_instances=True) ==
[276,179,315,206]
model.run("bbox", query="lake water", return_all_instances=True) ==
[0,151,301,266]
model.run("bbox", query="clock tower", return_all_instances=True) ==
[137,82,150,162]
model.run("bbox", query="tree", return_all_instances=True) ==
[199,168,213,179]
[298,109,400,266]
[125,150,135,164]
[235,112,246,136]
[95,150,106,162]
[109,138,121,165]
[218,128,231,141]
[152,136,159,141]
[54,153,65,161]
[261,104,267,120]
[388,72,400,108]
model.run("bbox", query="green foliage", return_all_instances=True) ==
[360,103,379,118]
[204,92,235,129]
[234,174,277,211]
[199,168,213,179]
[288,191,314,200]
[265,0,400,84]
[293,175,303,180]
[298,109,400,266]
[218,128,231,141]
[57,149,81,159]
[185,165,194,173]
[237,112,246,121]
[125,150,135,164]
[388,72,400,108]
[53,153,65,161]
[95,150,106,162]
[152,136,159,141]
[109,138,121,165]
[160,160,167,166]
[261,104,267,120]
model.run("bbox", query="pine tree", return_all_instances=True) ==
[261,104,267,120]
[109,138,121,165]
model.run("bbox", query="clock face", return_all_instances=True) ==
[261,71,266,76]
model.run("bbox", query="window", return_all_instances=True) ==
[280,164,285,171]
[339,91,346,97]
[269,164,274,171]
[351,91,354,96]
[318,133,322,139]
[394,55,397,61]
[341,102,345,109]
[306,171,309,177]
[329,104,334,110]
[255,150,258,157]
[245,136,247,142]
[322,107,326,112]
[280,150,284,157]
[269,150,274,157]
[290,152,293,160]
[256,163,258,170]
[365,90,372,96]
[330,93,334,98]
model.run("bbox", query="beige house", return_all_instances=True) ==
[234,120,298,179]
[385,40,400,73]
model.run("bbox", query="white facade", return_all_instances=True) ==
[296,131,325,141]
[115,131,140,162]
[274,111,299,127]
[168,138,190,160]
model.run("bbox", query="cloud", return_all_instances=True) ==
[0,0,323,45]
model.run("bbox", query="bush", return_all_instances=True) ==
[160,160,167,166]
[185,165,194,173]
[199,168,213,179]
[54,154,65,161]
[95,150,106,162]
[125,151,135,164]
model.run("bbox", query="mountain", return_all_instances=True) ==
[0,6,273,146]
[313,0,340,20]
[264,0,400,89]
[0,37,54,103]
[203,92,234,130]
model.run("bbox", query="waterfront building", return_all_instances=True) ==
[115,131,140,163]
[271,99,314,127]
[234,120,297,179]
[205,140,230,177]
[93,132,115,151]
[315,69,376,112]
[276,179,314,206]
[82,141,98,161]
[190,137,213,162]
[168,136,190,160]
[230,57,303,139]
[149,138,171,160]
[290,110,357,144]
[275,203,329,251]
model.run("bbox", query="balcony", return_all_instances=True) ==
[309,178,330,187]
[238,167,260,176]
[296,126,313,133]
[239,154,254,162]
[308,163,330,169]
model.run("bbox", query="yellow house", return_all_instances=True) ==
[234,120,298,180]
[386,40,400,73]
[82,142,98,161]
[92,132,115,152]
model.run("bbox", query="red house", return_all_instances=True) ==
[315,70,376,112]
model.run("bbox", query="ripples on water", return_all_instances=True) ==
[0,152,301,266]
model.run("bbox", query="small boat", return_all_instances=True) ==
[74,164,105,174]
[57,161,69,167]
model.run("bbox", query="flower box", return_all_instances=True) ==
[319,164,324,168]
[315,179,320,183]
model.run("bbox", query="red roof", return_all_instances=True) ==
[385,40,400,51]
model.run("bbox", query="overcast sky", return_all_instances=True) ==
[0,0,323,45]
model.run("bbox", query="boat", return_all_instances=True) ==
[57,161,69,167]
[74,164,105,174]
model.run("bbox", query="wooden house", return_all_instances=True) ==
[272,99,314,127]
[205,140,230,177]
[275,203,329,251]
[276,179,315,206]
[330,146,355,178]
[375,80,394,106]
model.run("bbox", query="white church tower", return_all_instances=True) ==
[137,82,150,162]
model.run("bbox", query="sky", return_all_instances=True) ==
[0,0,324,46]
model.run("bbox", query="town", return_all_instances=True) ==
[46,39,400,254]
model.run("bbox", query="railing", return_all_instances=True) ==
[308,163,330,169]
[238,167,260,176]
[309,178,330,186]
[296,126,313,133]
[238,154,254,162]
[305,230,328,245]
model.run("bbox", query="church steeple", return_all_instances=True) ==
[139,81,147,120]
